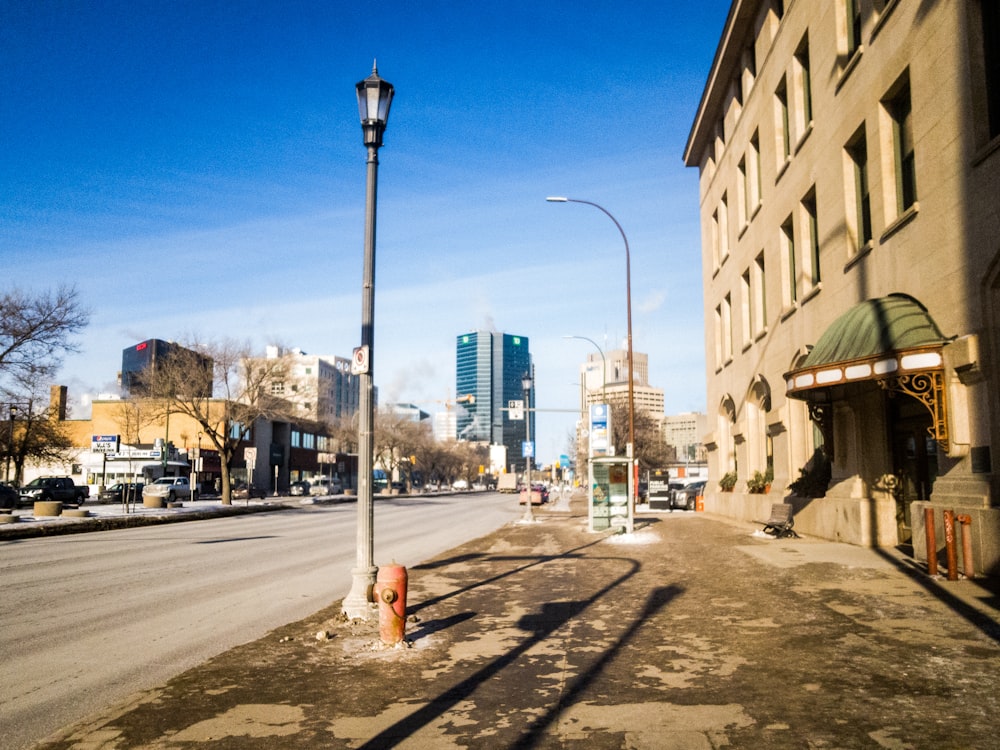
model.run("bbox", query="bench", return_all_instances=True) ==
[755,503,799,538]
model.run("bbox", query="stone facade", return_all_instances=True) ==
[685,1,1000,573]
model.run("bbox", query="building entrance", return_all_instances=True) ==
[889,396,939,544]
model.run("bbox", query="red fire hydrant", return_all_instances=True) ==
[374,563,408,645]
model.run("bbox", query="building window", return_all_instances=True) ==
[846,128,872,250]
[846,0,862,57]
[714,305,723,369]
[738,157,748,228]
[741,270,752,347]
[750,130,762,210]
[711,209,721,269]
[722,293,734,363]
[885,76,916,213]
[270,382,285,396]
[984,0,1000,139]
[782,215,797,305]
[776,77,791,162]
[720,193,730,261]
[794,37,813,130]
[291,430,301,448]
[754,251,767,333]
[802,190,821,289]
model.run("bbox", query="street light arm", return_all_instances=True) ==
[562,335,607,405]
[546,198,630,263]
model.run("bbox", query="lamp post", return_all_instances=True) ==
[547,197,636,503]
[6,405,16,484]
[521,371,534,523]
[343,62,394,621]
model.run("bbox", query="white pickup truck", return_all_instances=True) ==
[142,476,196,502]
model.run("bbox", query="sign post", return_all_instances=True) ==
[589,404,610,457]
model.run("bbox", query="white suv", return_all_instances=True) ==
[310,477,343,496]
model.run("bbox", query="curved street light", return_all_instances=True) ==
[547,197,636,498]
[563,334,607,408]
[344,63,394,621]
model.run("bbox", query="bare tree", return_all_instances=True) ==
[2,371,75,485]
[328,416,359,454]
[136,339,295,505]
[607,394,674,473]
[0,285,89,385]
[454,440,489,487]
[110,400,157,446]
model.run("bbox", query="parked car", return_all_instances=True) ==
[0,483,18,511]
[142,476,195,503]
[671,480,707,511]
[19,476,88,506]
[310,477,343,496]
[518,483,549,505]
[289,480,311,496]
[98,482,144,503]
[233,483,266,500]
[452,479,469,490]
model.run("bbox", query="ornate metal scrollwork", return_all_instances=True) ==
[876,370,949,451]
[807,402,834,460]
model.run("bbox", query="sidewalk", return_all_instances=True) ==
[34,493,1000,749]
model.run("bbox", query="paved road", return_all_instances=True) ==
[0,493,520,750]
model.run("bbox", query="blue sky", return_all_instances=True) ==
[1,0,731,465]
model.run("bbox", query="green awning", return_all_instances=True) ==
[800,294,947,369]
[786,295,950,400]
[784,295,952,450]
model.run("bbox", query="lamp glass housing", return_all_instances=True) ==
[356,69,394,127]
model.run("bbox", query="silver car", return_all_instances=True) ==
[671,480,707,511]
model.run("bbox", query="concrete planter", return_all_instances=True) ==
[143,496,165,509]
[33,501,63,517]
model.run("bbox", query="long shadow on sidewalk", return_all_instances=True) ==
[358,538,685,749]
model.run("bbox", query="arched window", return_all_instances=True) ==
[746,376,773,474]
[718,394,737,474]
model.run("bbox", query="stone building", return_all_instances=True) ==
[684,1,1000,572]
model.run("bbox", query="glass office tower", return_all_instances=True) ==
[455,331,533,472]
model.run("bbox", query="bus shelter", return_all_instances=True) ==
[589,456,634,533]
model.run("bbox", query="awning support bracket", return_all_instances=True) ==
[876,370,949,452]
[807,403,834,461]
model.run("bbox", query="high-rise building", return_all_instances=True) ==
[456,331,533,472]
[574,349,664,415]
[120,339,212,397]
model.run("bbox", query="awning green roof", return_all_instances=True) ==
[801,294,947,369]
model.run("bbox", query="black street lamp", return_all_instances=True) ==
[6,405,17,484]
[343,63,394,621]
[521,372,535,523]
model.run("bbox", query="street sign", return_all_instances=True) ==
[508,399,524,420]
[108,449,161,460]
[91,434,120,454]
[590,403,610,456]
[351,345,370,375]
[245,447,258,466]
